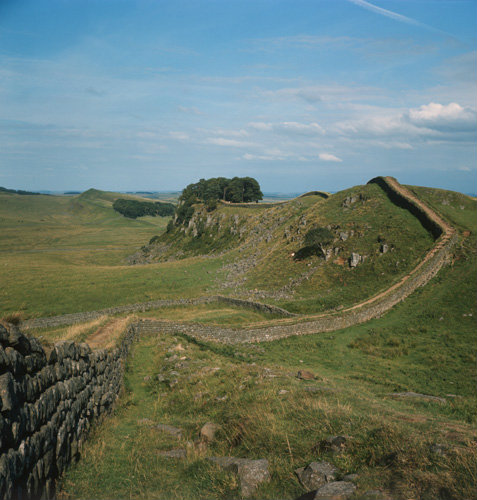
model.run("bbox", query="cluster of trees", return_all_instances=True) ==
[113,198,175,219]
[294,227,334,260]
[0,186,41,195]
[175,177,263,225]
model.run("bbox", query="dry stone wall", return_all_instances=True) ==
[22,295,295,331]
[134,230,456,344]
[0,321,139,500]
[0,176,459,499]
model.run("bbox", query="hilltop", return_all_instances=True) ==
[0,176,476,500]
[133,179,441,315]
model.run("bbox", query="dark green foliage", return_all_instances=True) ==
[296,226,335,258]
[149,235,161,245]
[174,176,263,227]
[179,177,263,205]
[304,227,334,248]
[225,177,263,203]
[166,219,174,233]
[205,198,218,212]
[174,203,194,225]
[0,186,41,195]
[112,199,175,219]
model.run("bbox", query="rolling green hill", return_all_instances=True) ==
[1,179,476,500]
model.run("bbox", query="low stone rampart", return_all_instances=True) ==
[133,230,457,343]
[22,295,295,331]
[0,320,139,500]
[368,176,445,239]
[0,177,460,499]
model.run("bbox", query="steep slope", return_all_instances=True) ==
[139,180,438,313]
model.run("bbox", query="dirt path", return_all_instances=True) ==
[86,316,132,349]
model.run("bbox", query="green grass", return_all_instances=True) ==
[2,182,475,499]
[136,303,282,326]
[57,196,476,499]
[0,192,225,316]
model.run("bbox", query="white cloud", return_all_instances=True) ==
[169,131,189,141]
[334,102,477,142]
[205,137,252,147]
[318,153,342,162]
[248,121,325,135]
[406,102,476,132]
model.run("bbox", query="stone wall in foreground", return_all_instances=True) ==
[0,321,139,500]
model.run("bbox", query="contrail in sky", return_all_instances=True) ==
[347,0,456,39]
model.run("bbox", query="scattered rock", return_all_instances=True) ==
[380,243,389,254]
[155,424,183,438]
[158,448,186,459]
[278,389,289,395]
[388,392,446,404]
[339,232,349,241]
[313,481,356,499]
[200,422,220,443]
[207,457,270,498]
[295,461,338,490]
[343,473,358,482]
[297,370,316,380]
[314,435,349,454]
[349,253,361,268]
[171,343,186,352]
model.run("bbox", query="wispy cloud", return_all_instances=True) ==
[347,0,455,39]
[205,137,253,148]
[169,131,190,141]
[318,153,342,162]
[248,121,326,135]
[178,105,204,115]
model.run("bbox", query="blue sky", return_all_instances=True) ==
[0,0,476,193]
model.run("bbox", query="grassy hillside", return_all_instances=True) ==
[0,190,177,316]
[2,180,475,499]
[1,182,474,320]
[145,183,436,313]
[57,209,476,499]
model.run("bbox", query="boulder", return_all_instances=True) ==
[295,461,338,490]
[313,481,356,499]
[200,422,220,443]
[158,448,186,459]
[207,456,270,498]
[349,253,361,268]
[297,370,316,381]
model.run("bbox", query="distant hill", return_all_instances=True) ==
[0,186,41,196]
[137,179,475,314]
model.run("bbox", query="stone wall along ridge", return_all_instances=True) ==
[133,177,459,344]
[22,295,296,331]
[0,320,139,500]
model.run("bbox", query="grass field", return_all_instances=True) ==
[57,238,476,498]
[1,182,476,499]
[0,191,226,316]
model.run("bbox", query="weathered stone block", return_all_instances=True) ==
[0,372,17,412]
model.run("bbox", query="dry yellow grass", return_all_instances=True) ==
[86,315,135,349]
